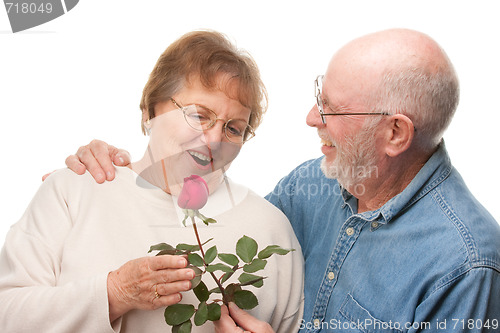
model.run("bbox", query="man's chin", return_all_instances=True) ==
[320,158,338,180]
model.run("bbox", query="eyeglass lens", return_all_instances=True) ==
[183,105,252,143]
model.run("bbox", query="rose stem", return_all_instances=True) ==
[190,216,228,304]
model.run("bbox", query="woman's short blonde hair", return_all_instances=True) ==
[140,30,268,135]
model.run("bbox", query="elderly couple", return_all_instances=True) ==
[1,28,499,333]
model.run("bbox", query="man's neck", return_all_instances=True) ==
[353,149,434,213]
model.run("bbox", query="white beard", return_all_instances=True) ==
[320,121,379,190]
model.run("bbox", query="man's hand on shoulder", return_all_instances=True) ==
[43,139,131,183]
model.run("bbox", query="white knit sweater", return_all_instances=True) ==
[0,167,304,332]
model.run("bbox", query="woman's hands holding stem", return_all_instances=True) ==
[107,255,195,322]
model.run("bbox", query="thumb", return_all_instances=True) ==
[228,302,274,333]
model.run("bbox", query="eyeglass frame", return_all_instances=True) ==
[170,98,255,143]
[315,75,390,124]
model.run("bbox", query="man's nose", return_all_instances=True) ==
[306,104,323,128]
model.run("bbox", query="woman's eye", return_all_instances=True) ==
[227,126,242,136]
[188,113,210,122]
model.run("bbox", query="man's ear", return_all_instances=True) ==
[384,114,415,157]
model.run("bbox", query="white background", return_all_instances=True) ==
[1,0,499,247]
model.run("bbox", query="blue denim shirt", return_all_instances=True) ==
[266,144,500,332]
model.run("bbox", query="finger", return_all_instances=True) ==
[42,170,56,181]
[156,267,195,285]
[88,140,116,181]
[76,145,106,183]
[152,292,182,309]
[65,155,87,175]
[214,305,244,333]
[149,255,188,271]
[155,280,192,296]
[110,147,132,167]
[228,302,274,333]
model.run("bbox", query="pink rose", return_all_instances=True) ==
[177,175,209,210]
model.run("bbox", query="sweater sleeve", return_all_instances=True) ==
[267,212,305,333]
[0,172,119,333]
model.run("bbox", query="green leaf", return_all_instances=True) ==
[207,303,222,321]
[224,283,242,302]
[257,245,294,259]
[157,249,181,256]
[164,304,195,326]
[206,263,233,273]
[243,258,267,273]
[197,212,217,225]
[193,281,209,302]
[194,302,208,326]
[218,253,239,266]
[176,243,200,252]
[236,235,258,263]
[204,246,218,264]
[238,273,265,288]
[208,286,222,294]
[233,290,258,310]
[204,218,217,224]
[201,238,214,246]
[220,271,234,284]
[172,320,192,333]
[188,253,204,267]
[148,242,175,253]
[189,266,203,289]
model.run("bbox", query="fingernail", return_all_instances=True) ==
[106,171,113,179]
[178,258,187,266]
[183,281,191,290]
[186,270,195,279]
[96,173,104,181]
[118,156,124,164]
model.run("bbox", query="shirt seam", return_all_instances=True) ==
[430,187,478,261]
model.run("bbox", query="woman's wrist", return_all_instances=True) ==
[107,271,129,322]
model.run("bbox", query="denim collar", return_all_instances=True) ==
[341,141,452,226]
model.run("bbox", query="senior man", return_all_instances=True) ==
[60,29,500,332]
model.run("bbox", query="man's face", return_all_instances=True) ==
[307,58,382,190]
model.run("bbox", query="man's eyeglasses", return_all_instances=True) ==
[171,98,255,144]
[315,75,390,124]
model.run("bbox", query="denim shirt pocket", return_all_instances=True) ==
[335,294,403,333]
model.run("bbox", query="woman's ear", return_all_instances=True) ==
[142,109,152,135]
[384,114,415,157]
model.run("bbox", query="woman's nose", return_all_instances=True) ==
[201,121,225,148]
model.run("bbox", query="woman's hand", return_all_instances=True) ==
[214,303,275,333]
[107,255,195,322]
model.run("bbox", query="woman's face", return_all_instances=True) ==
[146,75,251,193]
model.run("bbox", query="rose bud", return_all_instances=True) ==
[177,175,209,210]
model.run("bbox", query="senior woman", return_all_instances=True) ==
[0,31,304,332]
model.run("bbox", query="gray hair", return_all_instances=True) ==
[371,65,460,151]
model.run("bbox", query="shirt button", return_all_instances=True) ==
[328,272,335,280]
[371,221,379,228]
[314,319,321,328]
[346,227,354,236]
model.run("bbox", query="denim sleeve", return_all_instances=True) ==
[410,267,500,332]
